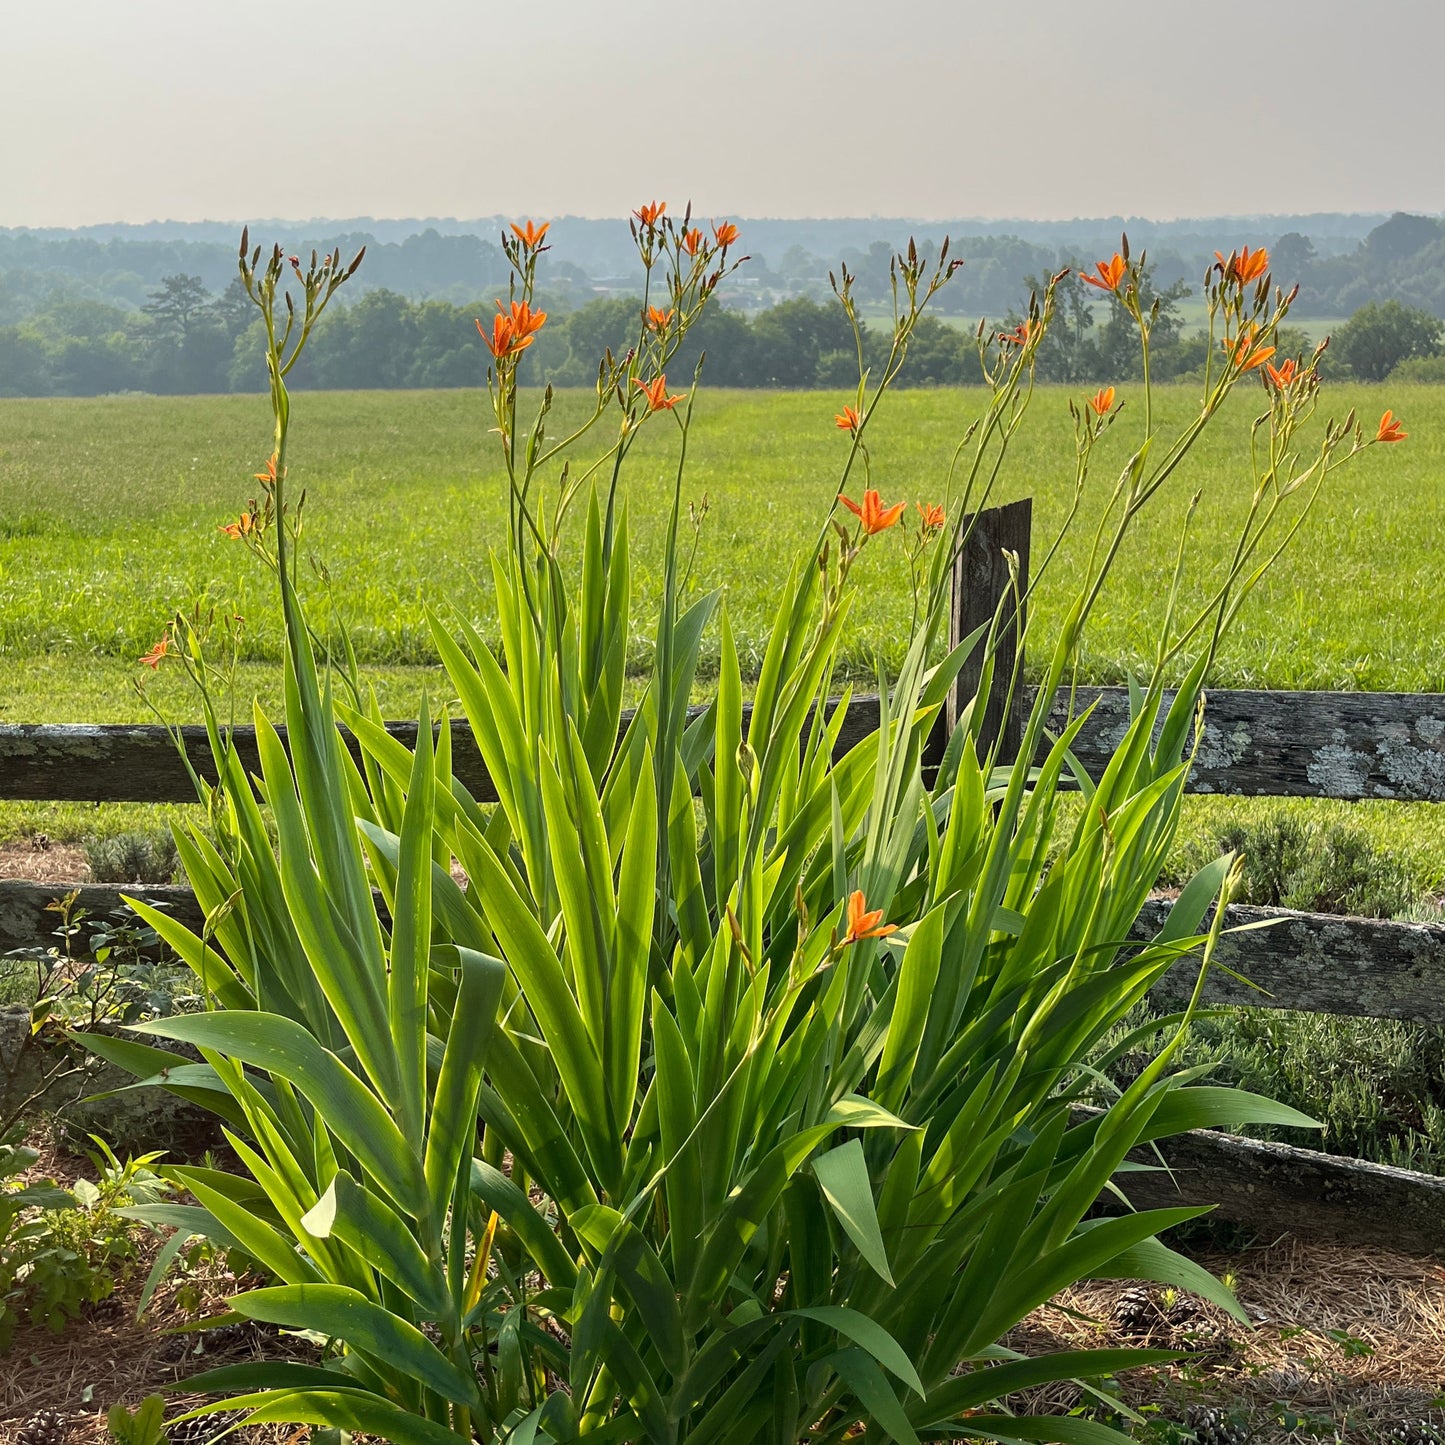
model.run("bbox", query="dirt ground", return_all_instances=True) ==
[1,1222,1441,1444]
[0,840,89,885]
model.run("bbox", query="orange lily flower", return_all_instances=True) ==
[477,313,516,359]
[646,305,674,331]
[1264,358,1297,389]
[479,300,546,359]
[1087,386,1116,416]
[834,404,861,432]
[633,374,686,411]
[1377,410,1408,444]
[842,890,897,944]
[1216,246,1269,285]
[510,220,550,250]
[254,454,279,486]
[917,502,946,530]
[140,633,172,669]
[635,200,666,227]
[839,488,906,536]
[503,299,547,344]
[1000,319,1033,347]
[681,227,704,257]
[1225,327,1275,372]
[1081,254,1128,292]
[219,510,257,540]
[713,221,739,247]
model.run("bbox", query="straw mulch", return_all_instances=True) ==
[1006,1236,1445,1441]
[1,1228,1441,1444]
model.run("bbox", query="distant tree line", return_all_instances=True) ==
[3,267,1444,400]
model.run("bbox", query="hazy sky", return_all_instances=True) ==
[6,0,1444,228]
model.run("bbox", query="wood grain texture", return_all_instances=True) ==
[10,882,1444,1025]
[0,881,203,954]
[1114,1124,1445,1257]
[948,497,1031,762]
[1137,899,1445,1025]
[1048,686,1445,801]
[12,687,1445,802]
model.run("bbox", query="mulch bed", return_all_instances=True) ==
[0,841,89,886]
[2,1219,1442,1443]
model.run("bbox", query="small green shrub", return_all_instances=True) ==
[84,830,180,885]
[0,894,193,1023]
[2,1137,172,1346]
[1100,1005,1445,1174]
[0,1124,76,1349]
[1168,808,1424,918]
[1387,353,1445,384]
[107,1395,168,1445]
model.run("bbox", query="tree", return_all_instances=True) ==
[888,315,972,386]
[749,298,855,386]
[141,274,211,341]
[1364,212,1441,266]
[1271,232,1316,278]
[542,296,641,387]
[1013,269,1099,383]
[209,277,256,343]
[1095,265,1191,381]
[1331,299,1442,382]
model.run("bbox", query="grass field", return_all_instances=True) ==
[4,382,1442,692]
[2,382,1444,865]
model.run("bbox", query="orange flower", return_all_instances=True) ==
[1081,254,1128,292]
[999,319,1033,347]
[917,501,946,530]
[838,488,906,536]
[1264,358,1297,389]
[842,890,896,944]
[1216,246,1269,285]
[140,633,171,669]
[510,219,550,250]
[635,200,666,227]
[1224,327,1275,372]
[713,221,739,247]
[254,454,279,486]
[646,305,674,331]
[1377,409,1408,444]
[834,404,861,432]
[478,300,547,359]
[219,511,257,540]
[681,227,704,257]
[477,313,516,359]
[633,374,686,411]
[1087,386,1116,416]
[503,299,547,344]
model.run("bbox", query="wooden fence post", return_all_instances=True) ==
[945,496,1032,762]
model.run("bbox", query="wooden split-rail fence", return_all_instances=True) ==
[4,500,1445,1252]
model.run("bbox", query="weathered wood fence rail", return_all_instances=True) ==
[7,685,1445,804]
[4,499,1444,1253]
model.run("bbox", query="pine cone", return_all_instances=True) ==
[1387,1423,1442,1445]
[1185,1405,1251,1445]
[201,1318,267,1352]
[15,1410,73,1445]
[1112,1284,1159,1337]
[165,1409,245,1445]
[1175,1316,1241,1364]
[1161,1288,1203,1329]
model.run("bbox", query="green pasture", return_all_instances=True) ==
[2,382,1439,690]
